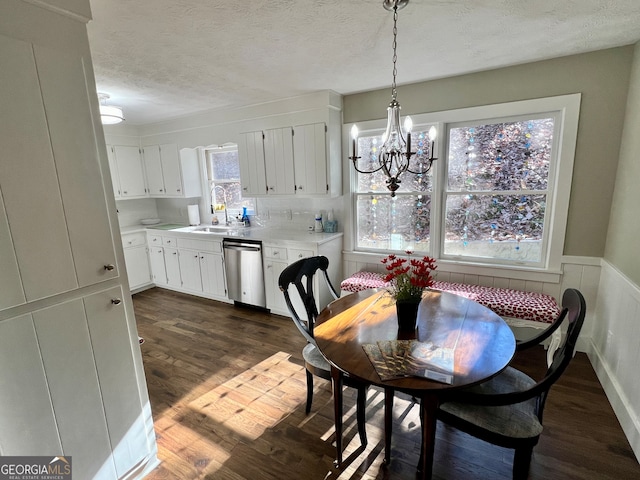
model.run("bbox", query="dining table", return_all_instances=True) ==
[314,288,516,480]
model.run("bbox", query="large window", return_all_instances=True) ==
[352,95,580,270]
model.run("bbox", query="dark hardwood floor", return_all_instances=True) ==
[133,288,639,479]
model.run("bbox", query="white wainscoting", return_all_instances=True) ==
[590,260,640,462]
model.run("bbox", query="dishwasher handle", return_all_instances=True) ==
[224,244,261,253]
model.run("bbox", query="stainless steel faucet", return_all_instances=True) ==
[213,185,230,225]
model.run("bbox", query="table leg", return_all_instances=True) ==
[418,393,440,480]
[330,366,343,467]
[383,388,394,464]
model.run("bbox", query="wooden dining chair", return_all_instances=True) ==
[278,256,369,447]
[435,288,586,479]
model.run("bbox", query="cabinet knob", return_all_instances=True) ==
[269,186,274,191]
[194,254,199,258]
[243,187,248,191]
[123,191,128,194]
[298,253,303,258]
[153,238,157,242]
[111,298,122,305]
[104,264,115,271]
[159,189,164,192]
[298,185,303,190]
[177,188,181,192]
[173,252,177,255]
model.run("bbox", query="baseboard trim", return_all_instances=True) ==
[587,339,640,462]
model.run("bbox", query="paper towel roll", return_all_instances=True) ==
[188,204,201,225]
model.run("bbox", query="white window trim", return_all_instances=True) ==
[344,93,581,273]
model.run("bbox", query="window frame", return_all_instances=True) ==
[348,94,581,273]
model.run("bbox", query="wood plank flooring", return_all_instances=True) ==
[133,288,639,479]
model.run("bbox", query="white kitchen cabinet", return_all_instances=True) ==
[0,3,157,477]
[238,131,267,196]
[200,252,226,297]
[263,240,340,316]
[148,245,168,285]
[264,255,289,315]
[178,248,203,291]
[142,144,202,198]
[110,145,147,198]
[164,247,182,288]
[142,144,164,195]
[264,127,295,195]
[106,145,122,199]
[122,232,152,291]
[293,122,328,195]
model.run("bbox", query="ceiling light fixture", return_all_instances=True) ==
[98,93,125,125]
[349,0,437,197]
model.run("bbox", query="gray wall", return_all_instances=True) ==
[343,46,634,259]
[605,42,640,285]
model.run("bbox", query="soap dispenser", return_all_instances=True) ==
[314,212,323,232]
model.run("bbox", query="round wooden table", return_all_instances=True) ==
[314,288,516,479]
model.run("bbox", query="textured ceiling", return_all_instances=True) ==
[87,0,640,126]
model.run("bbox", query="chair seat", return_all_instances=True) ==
[303,342,331,380]
[440,367,543,440]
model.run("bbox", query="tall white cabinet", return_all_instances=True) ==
[0,2,157,479]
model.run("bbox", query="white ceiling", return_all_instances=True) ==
[87,0,640,126]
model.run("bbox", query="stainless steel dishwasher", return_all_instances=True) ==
[223,238,266,308]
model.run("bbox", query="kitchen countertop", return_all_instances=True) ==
[120,223,343,245]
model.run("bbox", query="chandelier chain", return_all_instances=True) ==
[391,4,398,102]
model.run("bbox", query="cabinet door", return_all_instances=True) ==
[264,127,295,194]
[33,299,118,479]
[142,145,165,195]
[164,247,182,288]
[106,145,122,198]
[200,252,226,297]
[178,248,203,291]
[160,144,183,196]
[115,146,147,197]
[148,246,168,285]
[35,43,120,288]
[293,123,327,195]
[83,288,153,478]
[123,246,152,290]
[238,131,267,196]
[0,313,61,455]
[264,259,288,314]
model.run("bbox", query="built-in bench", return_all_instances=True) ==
[340,271,563,364]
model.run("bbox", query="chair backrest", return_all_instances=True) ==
[278,256,339,344]
[524,288,586,419]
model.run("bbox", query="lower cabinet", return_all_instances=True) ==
[263,237,342,316]
[177,237,226,299]
[0,287,153,479]
[164,247,182,288]
[122,231,152,290]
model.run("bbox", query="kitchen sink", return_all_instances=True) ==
[194,226,235,233]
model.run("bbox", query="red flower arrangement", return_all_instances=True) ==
[381,251,437,302]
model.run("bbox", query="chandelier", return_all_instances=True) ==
[349,0,437,197]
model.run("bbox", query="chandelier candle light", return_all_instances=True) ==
[349,0,437,196]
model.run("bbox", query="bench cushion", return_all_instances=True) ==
[340,272,560,324]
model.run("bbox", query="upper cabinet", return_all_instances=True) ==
[107,145,147,198]
[142,144,202,198]
[107,143,202,200]
[238,117,341,197]
[293,123,328,195]
[0,32,119,307]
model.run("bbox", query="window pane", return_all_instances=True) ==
[356,194,431,252]
[443,193,546,263]
[356,128,434,194]
[209,150,240,181]
[448,118,554,192]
